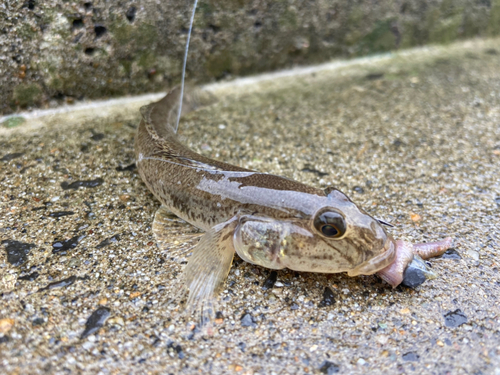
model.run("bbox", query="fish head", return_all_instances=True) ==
[233,188,396,275]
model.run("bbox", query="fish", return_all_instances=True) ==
[134,87,452,312]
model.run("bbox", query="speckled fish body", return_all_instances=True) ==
[135,88,451,310]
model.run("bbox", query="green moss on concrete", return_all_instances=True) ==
[431,14,463,44]
[399,21,422,49]
[17,22,37,39]
[109,20,160,78]
[111,21,158,48]
[279,5,298,30]
[2,116,26,129]
[137,51,157,69]
[120,60,133,76]
[2,0,500,116]
[461,10,486,38]
[37,18,163,101]
[488,0,500,36]
[207,50,234,78]
[12,83,43,107]
[209,0,246,11]
[427,2,464,45]
[360,19,397,54]
[347,6,365,28]
[48,76,64,91]
[198,1,214,17]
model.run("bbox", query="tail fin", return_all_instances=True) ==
[139,86,217,139]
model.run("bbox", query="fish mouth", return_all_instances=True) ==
[347,238,397,276]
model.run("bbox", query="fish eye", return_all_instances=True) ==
[320,224,338,237]
[313,210,346,238]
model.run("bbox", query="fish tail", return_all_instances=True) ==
[140,86,217,140]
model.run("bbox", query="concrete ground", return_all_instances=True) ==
[1,38,499,374]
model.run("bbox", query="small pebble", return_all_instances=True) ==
[318,287,336,307]
[80,307,111,339]
[465,249,479,261]
[0,336,10,344]
[18,271,39,281]
[68,258,81,267]
[32,318,44,326]
[319,360,340,374]
[439,249,461,260]
[119,194,131,202]
[82,341,94,350]
[2,240,35,266]
[240,313,256,327]
[96,234,120,249]
[108,316,124,326]
[52,235,85,254]
[1,153,24,162]
[39,275,78,291]
[353,186,365,194]
[49,210,74,218]
[410,213,421,222]
[0,319,14,334]
[376,335,388,345]
[61,178,104,190]
[444,309,468,328]
[262,271,277,290]
[402,352,419,362]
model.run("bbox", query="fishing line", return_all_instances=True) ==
[175,0,199,134]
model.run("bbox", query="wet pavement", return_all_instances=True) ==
[1,38,500,374]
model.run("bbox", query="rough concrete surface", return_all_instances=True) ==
[2,0,500,115]
[1,38,500,374]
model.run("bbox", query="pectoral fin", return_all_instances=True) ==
[152,205,202,262]
[184,218,237,315]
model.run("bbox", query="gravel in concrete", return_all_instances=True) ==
[1,38,500,374]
